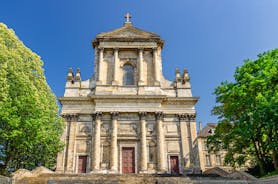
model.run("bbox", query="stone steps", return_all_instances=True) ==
[14,173,249,184]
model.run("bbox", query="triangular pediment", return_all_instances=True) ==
[96,24,160,39]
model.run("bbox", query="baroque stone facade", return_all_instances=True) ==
[56,14,200,174]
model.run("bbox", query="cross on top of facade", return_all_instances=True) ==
[125,13,132,23]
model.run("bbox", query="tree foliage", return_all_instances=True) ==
[208,49,278,176]
[0,23,64,176]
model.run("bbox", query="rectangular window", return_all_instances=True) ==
[216,155,221,166]
[205,155,211,166]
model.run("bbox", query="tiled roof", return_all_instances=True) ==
[198,123,218,138]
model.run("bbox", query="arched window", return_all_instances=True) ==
[123,64,134,85]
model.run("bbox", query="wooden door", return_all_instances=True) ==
[78,156,87,173]
[170,156,179,174]
[122,147,135,173]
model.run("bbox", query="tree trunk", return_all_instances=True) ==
[273,150,278,171]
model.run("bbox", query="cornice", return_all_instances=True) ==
[89,94,167,100]
[58,96,199,105]
[58,97,93,105]
[165,97,199,104]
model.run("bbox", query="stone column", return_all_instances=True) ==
[110,112,119,172]
[187,114,195,164]
[155,112,165,172]
[153,48,160,85]
[178,114,190,169]
[138,49,144,85]
[62,114,78,173]
[97,48,104,84]
[94,48,99,80]
[92,112,102,171]
[139,112,147,172]
[112,48,119,85]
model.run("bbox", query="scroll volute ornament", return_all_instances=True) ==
[155,111,164,120]
[177,113,196,121]
[62,114,79,122]
[92,111,103,121]
[139,112,147,120]
[111,112,119,120]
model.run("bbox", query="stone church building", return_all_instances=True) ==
[56,14,199,175]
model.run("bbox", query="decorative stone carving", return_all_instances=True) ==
[155,112,163,120]
[62,114,79,122]
[92,112,103,121]
[177,113,196,121]
[131,124,138,134]
[188,113,196,121]
[139,112,147,120]
[80,125,91,134]
[111,112,119,120]
[147,124,155,135]
[177,113,188,121]
[119,124,137,134]
[57,15,201,174]
[101,123,109,132]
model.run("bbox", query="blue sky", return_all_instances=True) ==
[1,0,278,127]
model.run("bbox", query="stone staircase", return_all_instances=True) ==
[14,173,249,184]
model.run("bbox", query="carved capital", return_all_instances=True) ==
[189,113,196,121]
[92,112,103,121]
[113,47,119,51]
[177,113,189,121]
[111,111,119,120]
[177,113,196,121]
[139,112,147,120]
[61,114,79,122]
[155,112,163,120]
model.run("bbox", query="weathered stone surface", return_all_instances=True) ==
[227,171,258,181]
[12,169,33,181]
[31,166,54,177]
[13,173,251,184]
[0,175,11,184]
[57,14,199,175]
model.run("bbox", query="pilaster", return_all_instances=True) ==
[138,49,144,86]
[61,114,79,173]
[178,114,190,169]
[112,49,119,85]
[187,114,196,165]
[178,113,196,173]
[139,112,147,173]
[91,112,103,172]
[97,48,104,85]
[153,48,160,85]
[155,112,166,172]
[110,111,119,172]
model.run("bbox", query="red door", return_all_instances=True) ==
[170,156,179,174]
[122,147,135,174]
[78,156,87,173]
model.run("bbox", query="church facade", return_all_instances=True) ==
[56,14,199,175]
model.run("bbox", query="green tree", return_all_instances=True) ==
[0,23,64,176]
[208,49,278,176]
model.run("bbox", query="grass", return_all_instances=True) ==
[260,170,278,178]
